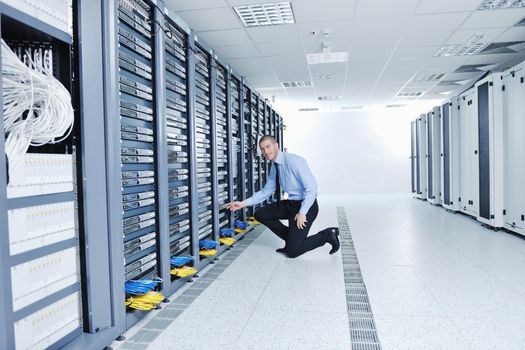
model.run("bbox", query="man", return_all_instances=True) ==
[225,135,339,258]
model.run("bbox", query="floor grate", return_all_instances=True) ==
[337,207,382,350]
[117,227,264,349]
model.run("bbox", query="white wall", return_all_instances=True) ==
[281,109,417,196]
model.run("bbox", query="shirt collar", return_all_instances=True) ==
[274,150,284,165]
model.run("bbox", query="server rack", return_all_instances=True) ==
[249,92,260,212]
[115,0,172,329]
[215,63,232,237]
[475,74,504,228]
[193,43,217,267]
[415,114,427,200]
[0,3,84,350]
[242,84,253,217]
[410,121,417,194]
[254,96,266,210]
[230,74,244,223]
[427,107,441,205]
[441,97,461,211]
[458,87,479,217]
[163,18,195,291]
[501,62,525,236]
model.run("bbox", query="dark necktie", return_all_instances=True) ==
[274,162,281,204]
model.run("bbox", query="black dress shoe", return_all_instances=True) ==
[276,247,286,253]
[328,227,340,254]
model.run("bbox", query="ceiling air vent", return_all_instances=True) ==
[298,107,319,112]
[411,73,445,82]
[479,0,525,10]
[385,104,407,108]
[234,2,295,27]
[438,79,472,86]
[340,106,363,110]
[397,91,423,98]
[434,43,486,57]
[281,80,312,88]
[306,51,349,64]
[478,41,525,54]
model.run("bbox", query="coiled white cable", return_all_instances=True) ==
[2,39,74,172]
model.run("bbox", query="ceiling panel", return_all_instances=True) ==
[214,44,259,59]
[495,26,525,42]
[264,54,307,67]
[355,0,419,18]
[165,0,227,12]
[175,8,240,31]
[257,41,304,57]
[397,30,453,47]
[461,8,525,29]
[392,45,442,58]
[416,0,482,14]
[352,16,410,36]
[195,29,252,47]
[445,27,508,45]
[406,12,471,32]
[292,0,356,23]
[380,68,418,83]
[246,25,301,43]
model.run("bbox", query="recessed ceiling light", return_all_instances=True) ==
[437,91,455,95]
[234,2,295,27]
[397,91,423,98]
[434,43,486,57]
[340,106,363,110]
[317,96,341,101]
[281,80,313,88]
[479,0,525,10]
[411,73,445,82]
[306,51,349,64]
[317,74,333,80]
[298,107,319,112]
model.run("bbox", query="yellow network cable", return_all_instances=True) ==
[126,291,164,311]
[199,249,217,257]
[247,217,260,225]
[234,228,247,234]
[219,237,236,246]
[170,265,198,277]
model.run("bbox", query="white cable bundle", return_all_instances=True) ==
[2,39,74,172]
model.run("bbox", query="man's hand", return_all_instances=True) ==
[294,213,307,229]
[224,201,246,211]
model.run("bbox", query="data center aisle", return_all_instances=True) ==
[340,193,525,350]
[116,202,351,350]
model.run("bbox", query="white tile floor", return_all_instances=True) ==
[119,193,525,350]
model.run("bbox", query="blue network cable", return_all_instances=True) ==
[125,277,162,295]
[199,239,219,250]
[170,256,194,267]
[234,220,248,230]
[219,228,234,237]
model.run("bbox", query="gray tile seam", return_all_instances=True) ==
[118,226,265,349]
[337,207,383,350]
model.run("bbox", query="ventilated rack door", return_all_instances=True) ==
[256,98,266,205]
[250,92,260,212]
[230,76,243,220]
[215,65,230,230]
[243,86,254,217]
[194,46,215,251]
[163,20,192,266]
[117,0,159,286]
[264,104,273,203]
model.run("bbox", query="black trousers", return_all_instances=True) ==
[254,199,329,258]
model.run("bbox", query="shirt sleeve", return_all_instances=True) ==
[244,163,276,206]
[295,158,318,215]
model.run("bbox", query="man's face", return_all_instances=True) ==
[259,139,279,161]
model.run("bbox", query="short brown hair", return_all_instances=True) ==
[259,135,276,144]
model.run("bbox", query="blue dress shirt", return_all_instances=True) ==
[245,151,318,215]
